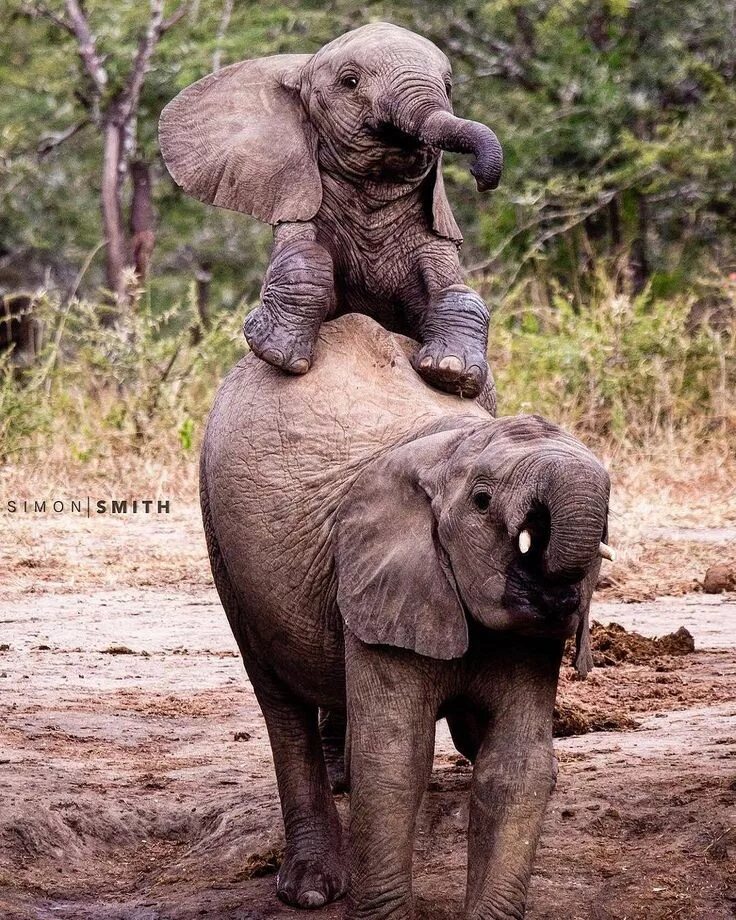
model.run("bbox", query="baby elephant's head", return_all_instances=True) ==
[335,416,612,677]
[159,23,502,228]
[302,23,503,189]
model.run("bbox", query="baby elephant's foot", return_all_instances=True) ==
[244,305,316,375]
[414,343,488,398]
[412,286,491,399]
[244,238,334,375]
[277,846,348,909]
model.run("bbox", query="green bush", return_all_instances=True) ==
[1,274,733,466]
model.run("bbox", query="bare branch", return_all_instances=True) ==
[161,1,189,33]
[120,0,189,123]
[20,1,72,33]
[212,0,234,72]
[37,118,91,156]
[64,0,108,92]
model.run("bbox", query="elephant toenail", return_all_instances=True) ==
[419,356,433,370]
[262,348,285,365]
[299,889,327,907]
[439,355,463,374]
[288,358,310,374]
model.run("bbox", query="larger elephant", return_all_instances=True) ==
[160,23,502,398]
[201,314,611,918]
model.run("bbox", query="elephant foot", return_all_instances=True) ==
[244,305,319,375]
[411,285,490,399]
[244,236,334,375]
[413,341,488,398]
[277,846,348,909]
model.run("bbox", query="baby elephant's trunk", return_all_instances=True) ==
[381,94,503,191]
[412,110,503,192]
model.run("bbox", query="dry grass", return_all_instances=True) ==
[1,281,734,603]
[2,442,733,604]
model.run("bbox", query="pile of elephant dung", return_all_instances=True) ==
[704,560,736,593]
[555,621,697,739]
[552,700,640,738]
[587,620,695,666]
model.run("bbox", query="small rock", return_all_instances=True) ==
[234,731,251,742]
[703,562,736,594]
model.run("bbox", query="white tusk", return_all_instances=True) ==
[518,530,532,554]
[599,542,616,562]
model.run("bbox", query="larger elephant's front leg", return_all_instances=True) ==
[344,633,439,920]
[465,645,561,919]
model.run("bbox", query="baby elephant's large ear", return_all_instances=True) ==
[335,431,469,660]
[159,54,321,224]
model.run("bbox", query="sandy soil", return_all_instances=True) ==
[1,491,735,919]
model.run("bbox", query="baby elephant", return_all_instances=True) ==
[160,22,502,398]
[201,314,613,918]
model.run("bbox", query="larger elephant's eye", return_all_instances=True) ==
[341,74,360,90]
[472,490,491,513]
[444,79,453,99]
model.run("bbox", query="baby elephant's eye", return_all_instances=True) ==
[341,74,360,90]
[444,80,453,99]
[472,490,491,513]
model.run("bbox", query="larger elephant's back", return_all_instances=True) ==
[202,314,490,699]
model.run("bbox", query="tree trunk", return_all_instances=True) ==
[190,261,212,344]
[629,193,650,296]
[101,116,128,322]
[130,159,155,283]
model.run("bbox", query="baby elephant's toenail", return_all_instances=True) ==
[419,356,433,370]
[439,355,463,374]
[299,890,327,907]
[262,348,285,365]
[288,358,310,374]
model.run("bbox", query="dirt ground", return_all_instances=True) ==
[1,462,735,919]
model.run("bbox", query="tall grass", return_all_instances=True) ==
[1,274,733,485]
[492,273,735,447]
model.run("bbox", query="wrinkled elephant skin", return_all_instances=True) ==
[160,23,503,398]
[201,314,610,918]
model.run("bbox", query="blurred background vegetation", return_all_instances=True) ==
[1,0,734,470]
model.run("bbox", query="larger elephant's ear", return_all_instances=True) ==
[430,156,463,246]
[335,431,469,660]
[159,54,321,224]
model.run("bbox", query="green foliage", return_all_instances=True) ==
[2,0,735,306]
[0,0,734,457]
[493,271,736,442]
[2,277,732,466]
[0,288,242,463]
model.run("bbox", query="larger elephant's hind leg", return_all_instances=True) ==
[254,673,348,908]
[444,701,489,764]
[319,707,349,793]
[201,473,346,908]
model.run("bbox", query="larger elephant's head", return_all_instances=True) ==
[335,416,611,677]
[159,22,503,237]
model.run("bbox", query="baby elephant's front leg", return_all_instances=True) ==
[244,222,334,374]
[412,285,490,399]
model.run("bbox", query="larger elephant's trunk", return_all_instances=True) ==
[541,461,608,577]
[378,94,503,191]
